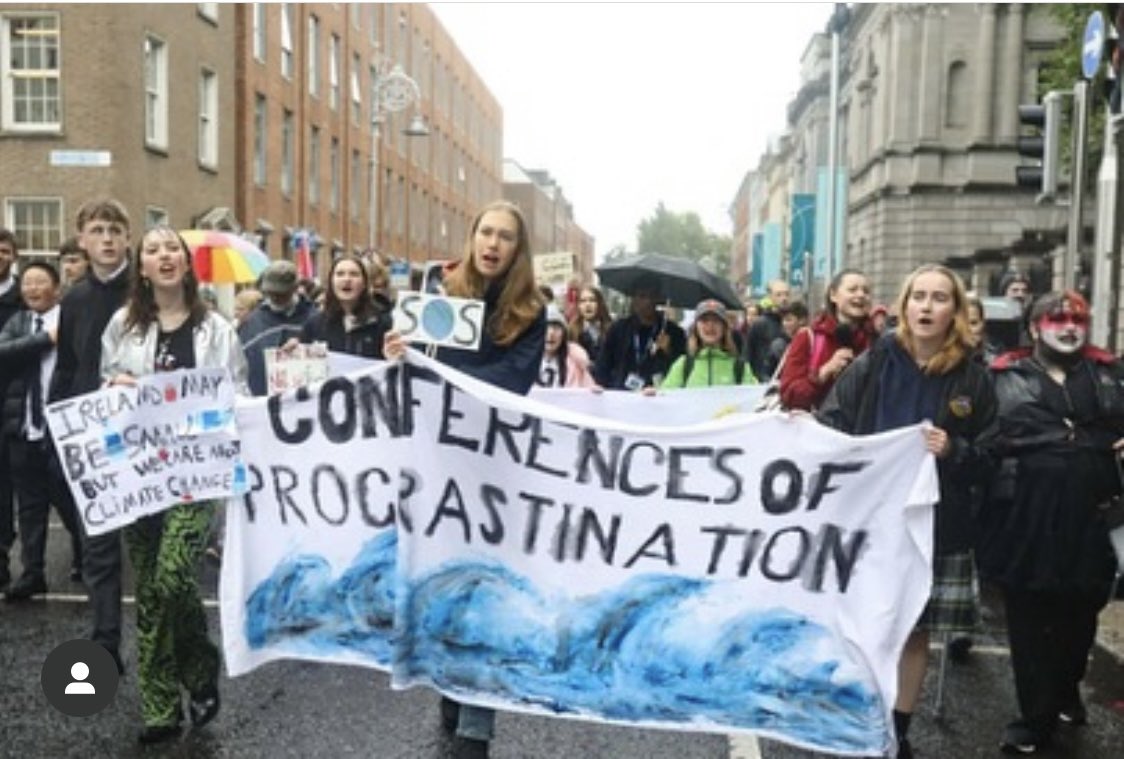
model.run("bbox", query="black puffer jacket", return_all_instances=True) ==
[817,333,998,555]
[976,347,1124,593]
[299,306,390,359]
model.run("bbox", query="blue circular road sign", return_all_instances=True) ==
[1083,11,1105,80]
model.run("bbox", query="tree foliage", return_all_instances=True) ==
[635,202,733,277]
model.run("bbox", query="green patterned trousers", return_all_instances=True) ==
[125,502,220,727]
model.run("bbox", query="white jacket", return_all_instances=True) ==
[100,307,249,394]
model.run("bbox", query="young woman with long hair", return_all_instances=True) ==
[100,225,247,744]
[779,267,874,410]
[384,200,545,758]
[297,254,389,358]
[817,264,996,759]
[567,285,613,364]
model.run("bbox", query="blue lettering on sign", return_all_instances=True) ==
[232,463,247,494]
[104,432,125,457]
[201,409,227,430]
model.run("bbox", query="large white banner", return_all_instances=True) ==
[46,368,242,535]
[530,384,767,426]
[221,354,937,757]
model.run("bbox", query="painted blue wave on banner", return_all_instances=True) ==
[396,562,885,752]
[244,530,398,664]
[243,533,885,752]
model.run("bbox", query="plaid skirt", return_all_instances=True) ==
[917,551,979,633]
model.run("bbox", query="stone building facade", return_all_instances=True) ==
[734,4,1073,307]
[842,3,1068,302]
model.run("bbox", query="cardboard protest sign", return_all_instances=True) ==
[220,353,937,756]
[533,251,574,285]
[264,342,329,395]
[46,368,243,535]
[392,291,484,351]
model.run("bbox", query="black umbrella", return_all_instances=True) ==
[595,252,742,310]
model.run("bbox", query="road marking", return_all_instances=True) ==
[728,735,762,759]
[31,592,220,609]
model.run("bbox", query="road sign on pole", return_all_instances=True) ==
[1083,11,1105,80]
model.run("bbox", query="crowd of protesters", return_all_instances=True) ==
[1,196,1122,759]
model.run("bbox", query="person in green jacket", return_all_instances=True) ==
[659,298,758,388]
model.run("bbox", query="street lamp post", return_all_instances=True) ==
[369,57,429,255]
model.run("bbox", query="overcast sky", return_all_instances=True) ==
[432,2,834,260]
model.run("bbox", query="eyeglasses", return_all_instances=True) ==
[1041,312,1088,327]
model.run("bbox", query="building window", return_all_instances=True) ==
[350,149,361,221]
[369,5,379,46]
[1,14,61,132]
[281,109,294,197]
[144,35,169,150]
[945,61,969,129]
[252,3,265,61]
[197,3,218,23]
[146,206,169,228]
[253,94,266,186]
[330,138,340,213]
[350,3,361,29]
[307,14,319,97]
[280,3,293,79]
[198,68,218,168]
[351,53,362,125]
[329,34,340,111]
[309,126,321,206]
[4,198,62,256]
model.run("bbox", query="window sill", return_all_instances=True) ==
[145,143,169,157]
[198,161,219,175]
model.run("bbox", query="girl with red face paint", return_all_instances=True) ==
[979,290,1124,754]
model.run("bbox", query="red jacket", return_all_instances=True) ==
[779,312,874,411]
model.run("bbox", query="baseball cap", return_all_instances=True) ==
[260,260,298,295]
[695,298,727,319]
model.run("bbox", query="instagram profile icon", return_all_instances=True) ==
[41,639,119,717]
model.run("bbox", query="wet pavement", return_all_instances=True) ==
[1,524,1121,758]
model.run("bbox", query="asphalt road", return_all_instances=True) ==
[1,523,1121,759]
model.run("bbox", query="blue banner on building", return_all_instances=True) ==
[751,233,764,295]
[789,194,815,290]
[814,168,847,279]
[761,222,783,295]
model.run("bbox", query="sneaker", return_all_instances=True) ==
[4,575,47,602]
[189,684,220,728]
[451,736,489,759]
[440,696,460,734]
[1000,722,1050,755]
[1058,699,1087,726]
[137,723,182,745]
[947,635,973,663]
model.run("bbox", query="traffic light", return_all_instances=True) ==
[1015,91,1062,197]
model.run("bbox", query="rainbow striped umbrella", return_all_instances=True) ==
[180,229,271,285]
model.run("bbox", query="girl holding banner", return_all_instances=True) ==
[296,254,390,358]
[385,200,545,758]
[100,225,247,744]
[816,264,996,759]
